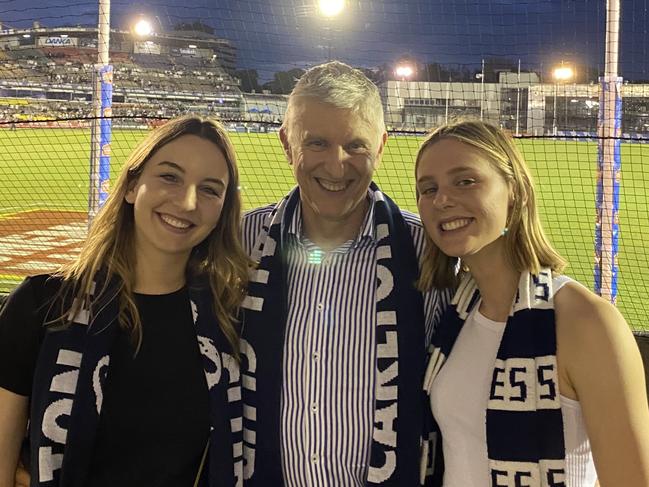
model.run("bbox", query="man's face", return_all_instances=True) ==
[280,98,387,236]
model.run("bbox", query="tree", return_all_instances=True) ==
[262,68,305,94]
[235,69,262,93]
[172,21,214,35]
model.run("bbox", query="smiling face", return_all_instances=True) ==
[416,137,512,265]
[125,134,230,266]
[280,98,387,236]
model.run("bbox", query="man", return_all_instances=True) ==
[239,61,450,486]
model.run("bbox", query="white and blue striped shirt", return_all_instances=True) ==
[241,190,450,487]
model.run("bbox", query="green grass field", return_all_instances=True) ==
[1,128,648,330]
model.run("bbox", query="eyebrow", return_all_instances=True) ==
[416,166,476,185]
[303,133,371,145]
[157,161,227,189]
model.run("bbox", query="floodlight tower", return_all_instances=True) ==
[133,18,154,37]
[318,0,345,60]
[551,64,574,135]
[395,65,414,80]
[394,62,414,129]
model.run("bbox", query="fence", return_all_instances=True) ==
[0,0,647,331]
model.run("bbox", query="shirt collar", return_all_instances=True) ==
[286,186,378,247]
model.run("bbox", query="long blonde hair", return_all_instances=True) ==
[415,120,566,291]
[55,115,250,353]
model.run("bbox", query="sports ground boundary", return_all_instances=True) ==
[0,209,87,292]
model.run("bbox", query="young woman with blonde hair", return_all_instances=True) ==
[415,120,649,486]
[0,115,249,487]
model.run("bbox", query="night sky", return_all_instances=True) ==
[1,0,647,81]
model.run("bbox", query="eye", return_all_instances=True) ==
[457,178,476,187]
[347,141,367,152]
[159,173,179,183]
[419,185,438,195]
[201,185,222,198]
[306,139,327,150]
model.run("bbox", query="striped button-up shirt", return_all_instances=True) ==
[241,191,450,487]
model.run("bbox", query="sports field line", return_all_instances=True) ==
[0,205,88,217]
[0,203,48,216]
[0,273,23,293]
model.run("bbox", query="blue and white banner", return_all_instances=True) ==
[98,64,113,208]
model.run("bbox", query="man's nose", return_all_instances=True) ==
[323,146,347,179]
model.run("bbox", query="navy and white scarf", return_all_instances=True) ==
[239,183,430,486]
[422,269,566,486]
[29,275,243,487]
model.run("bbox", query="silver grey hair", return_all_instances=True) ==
[283,61,385,135]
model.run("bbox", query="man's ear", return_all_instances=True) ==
[374,130,388,168]
[279,126,293,165]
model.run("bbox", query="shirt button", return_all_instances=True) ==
[312,351,320,361]
[317,303,324,311]
[311,453,318,463]
[311,402,318,413]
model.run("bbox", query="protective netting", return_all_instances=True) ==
[0,0,647,330]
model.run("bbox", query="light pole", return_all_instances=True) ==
[515,59,521,136]
[445,75,451,124]
[477,59,485,120]
[88,0,112,224]
[394,63,414,129]
[552,65,574,135]
[318,0,345,60]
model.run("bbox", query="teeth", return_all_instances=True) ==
[441,218,472,231]
[160,214,191,229]
[318,179,347,192]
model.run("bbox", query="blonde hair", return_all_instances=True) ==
[283,61,385,143]
[55,115,250,354]
[415,119,566,290]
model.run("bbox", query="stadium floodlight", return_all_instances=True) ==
[551,64,574,135]
[553,66,574,82]
[318,0,345,18]
[395,65,414,80]
[22,34,31,38]
[133,18,154,37]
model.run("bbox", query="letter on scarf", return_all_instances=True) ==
[489,357,561,411]
[42,398,72,444]
[197,336,222,389]
[376,264,394,302]
[374,403,397,447]
[40,347,82,479]
[490,460,566,487]
[367,449,396,483]
[375,360,398,401]
[240,338,257,480]
[489,461,540,487]
[93,355,110,413]
[371,230,399,483]
[540,459,566,486]
[38,447,63,483]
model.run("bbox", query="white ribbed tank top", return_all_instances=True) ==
[430,276,597,486]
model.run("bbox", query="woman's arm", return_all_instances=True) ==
[556,283,649,487]
[0,388,28,487]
